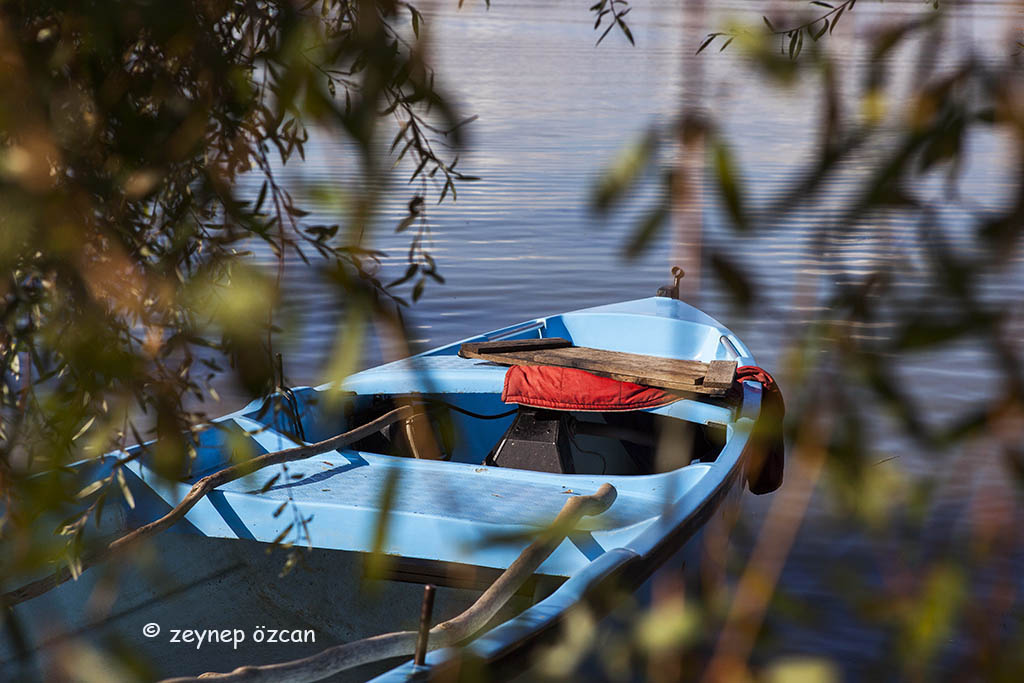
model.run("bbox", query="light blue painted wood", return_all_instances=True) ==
[63,296,768,679]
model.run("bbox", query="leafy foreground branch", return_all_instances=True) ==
[697,0,861,57]
[160,483,617,683]
[0,0,471,589]
[1,406,414,608]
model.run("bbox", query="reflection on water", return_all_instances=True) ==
[237,1,1022,676]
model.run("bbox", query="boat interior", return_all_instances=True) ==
[319,392,728,476]
[115,300,755,582]
[177,302,746,481]
[176,359,735,484]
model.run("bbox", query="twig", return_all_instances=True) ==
[702,433,827,682]
[159,483,618,683]
[696,0,859,55]
[765,0,856,37]
[1,406,414,608]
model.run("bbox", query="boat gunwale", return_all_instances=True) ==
[111,297,759,580]
[369,380,763,681]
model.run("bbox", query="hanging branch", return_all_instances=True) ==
[696,0,860,57]
[590,0,635,46]
[1,406,414,608]
[0,0,480,594]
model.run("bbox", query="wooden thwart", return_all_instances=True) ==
[459,338,737,395]
[459,337,573,355]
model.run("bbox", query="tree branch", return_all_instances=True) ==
[159,483,618,683]
[1,406,414,608]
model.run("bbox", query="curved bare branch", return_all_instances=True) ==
[159,483,618,683]
[1,406,414,607]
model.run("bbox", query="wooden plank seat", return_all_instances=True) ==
[458,337,737,396]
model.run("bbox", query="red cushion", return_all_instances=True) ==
[501,365,679,412]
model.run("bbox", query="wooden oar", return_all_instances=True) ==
[459,338,736,395]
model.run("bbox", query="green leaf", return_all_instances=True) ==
[710,253,753,307]
[259,473,281,493]
[618,18,635,46]
[893,315,992,351]
[762,657,840,683]
[901,563,966,667]
[625,204,669,259]
[94,493,107,527]
[255,181,268,213]
[438,178,452,204]
[116,469,135,510]
[592,134,655,211]
[830,5,844,33]
[76,479,105,500]
[72,416,95,442]
[278,549,301,577]
[395,214,417,233]
[306,224,339,242]
[387,264,419,289]
[410,7,421,39]
[66,552,83,581]
[270,523,295,547]
[712,141,747,229]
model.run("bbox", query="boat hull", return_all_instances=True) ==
[2,528,532,681]
[2,296,771,681]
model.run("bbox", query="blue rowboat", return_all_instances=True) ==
[2,291,782,681]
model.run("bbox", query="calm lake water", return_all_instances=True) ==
[239,1,1023,678]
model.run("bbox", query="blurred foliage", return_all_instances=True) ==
[587,1,1024,681]
[0,0,472,591]
[1,0,1023,680]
